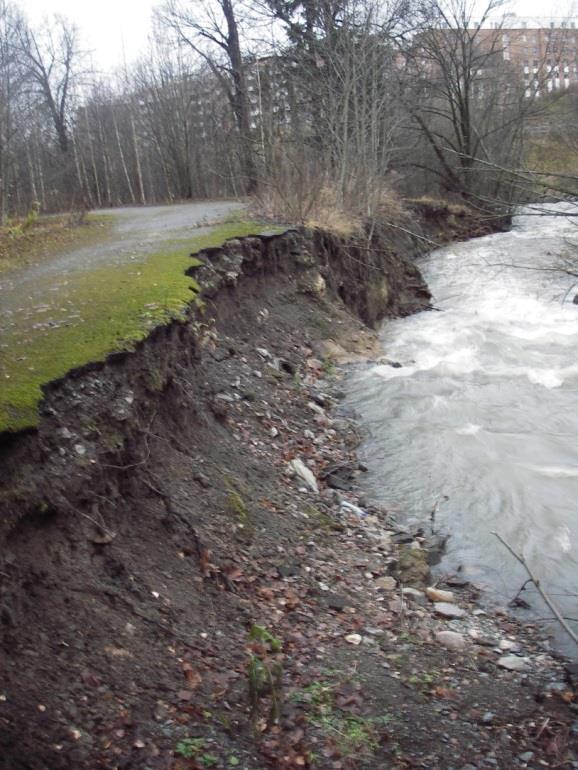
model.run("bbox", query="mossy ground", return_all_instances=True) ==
[0,220,269,433]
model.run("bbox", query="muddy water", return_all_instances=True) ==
[346,203,578,652]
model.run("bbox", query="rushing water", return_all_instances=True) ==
[346,203,578,652]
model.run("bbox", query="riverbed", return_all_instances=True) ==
[346,202,578,653]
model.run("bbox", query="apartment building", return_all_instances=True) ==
[472,15,578,95]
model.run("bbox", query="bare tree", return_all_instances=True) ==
[157,0,258,194]
[17,16,82,155]
[0,1,26,223]
[399,0,572,212]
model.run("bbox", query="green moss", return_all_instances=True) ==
[0,221,268,433]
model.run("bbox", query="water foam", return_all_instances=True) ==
[349,202,578,652]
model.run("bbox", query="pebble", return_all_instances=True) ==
[375,576,397,591]
[340,500,367,517]
[435,630,467,651]
[499,639,521,653]
[426,587,455,604]
[345,633,362,646]
[289,457,319,493]
[518,752,534,763]
[497,655,531,672]
[434,602,466,619]
[403,587,426,604]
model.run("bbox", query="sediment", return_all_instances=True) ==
[1,204,574,770]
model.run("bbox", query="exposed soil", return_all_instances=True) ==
[0,208,575,770]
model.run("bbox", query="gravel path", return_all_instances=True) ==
[0,201,242,292]
[0,201,244,314]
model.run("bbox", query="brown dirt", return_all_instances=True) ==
[0,212,575,770]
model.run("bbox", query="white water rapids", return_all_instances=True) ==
[346,203,578,652]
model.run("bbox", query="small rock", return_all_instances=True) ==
[497,655,531,672]
[471,633,499,647]
[345,633,362,646]
[403,587,427,605]
[323,593,351,611]
[394,545,430,587]
[499,639,522,653]
[277,563,301,578]
[426,587,455,604]
[518,752,534,763]
[445,576,470,588]
[192,471,211,488]
[340,500,367,517]
[481,711,495,724]
[435,630,466,651]
[434,602,466,619]
[375,576,397,592]
[298,270,326,297]
[289,458,319,493]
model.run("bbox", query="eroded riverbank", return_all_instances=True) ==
[0,206,575,769]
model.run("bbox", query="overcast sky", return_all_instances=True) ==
[16,0,577,72]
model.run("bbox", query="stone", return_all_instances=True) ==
[470,633,499,648]
[482,711,495,724]
[192,471,211,488]
[394,545,430,587]
[298,270,326,297]
[403,587,427,605]
[322,593,351,611]
[565,662,578,689]
[445,576,470,588]
[499,639,522,653]
[320,463,356,491]
[289,458,319,493]
[375,576,397,592]
[277,562,301,578]
[435,630,466,651]
[497,655,531,672]
[340,500,367,517]
[519,752,534,763]
[344,633,362,646]
[426,587,455,603]
[434,602,466,619]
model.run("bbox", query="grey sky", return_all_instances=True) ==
[19,0,157,71]
[16,0,577,72]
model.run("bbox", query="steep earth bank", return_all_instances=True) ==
[1,205,575,770]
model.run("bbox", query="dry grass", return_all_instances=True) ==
[404,195,473,217]
[252,170,409,238]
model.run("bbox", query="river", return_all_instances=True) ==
[346,203,578,653]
